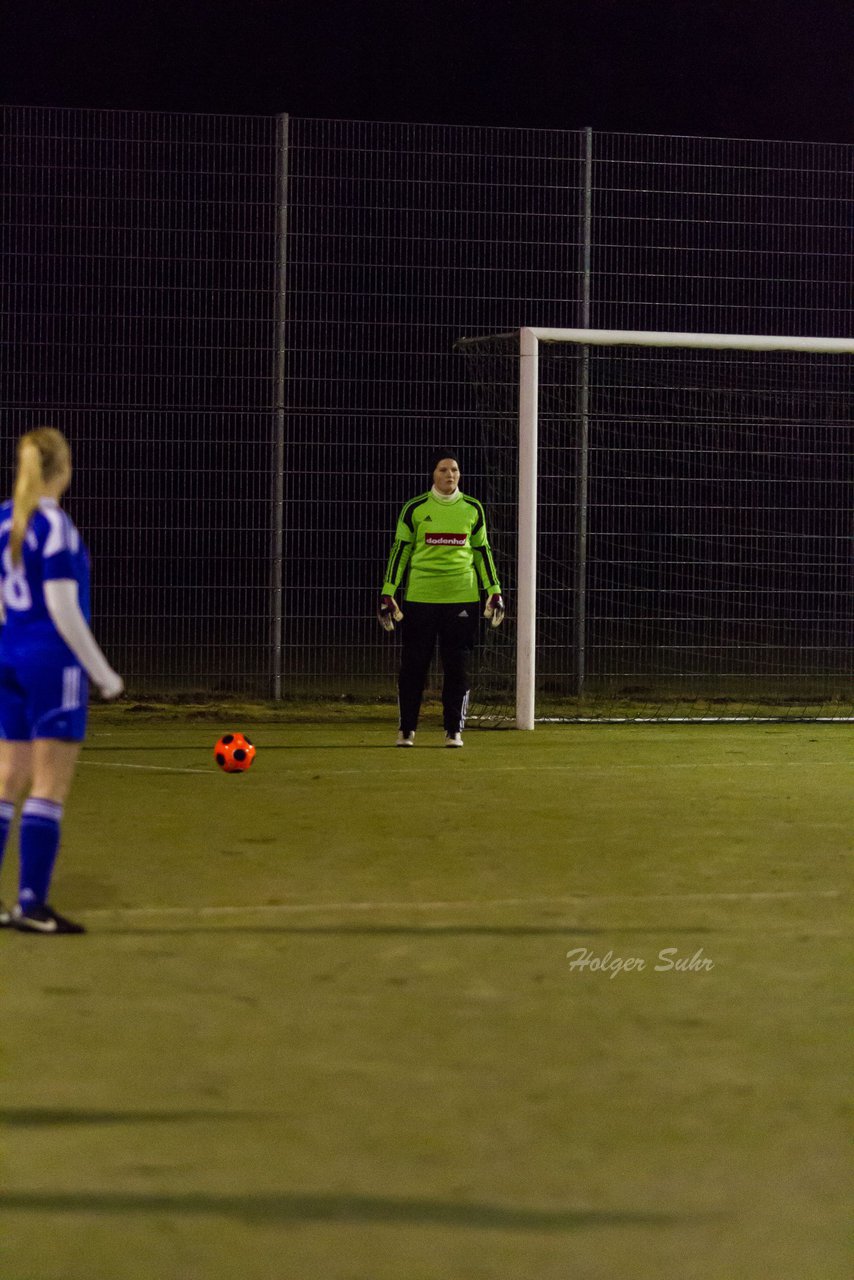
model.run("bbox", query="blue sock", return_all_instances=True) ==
[0,800,15,877]
[19,798,63,908]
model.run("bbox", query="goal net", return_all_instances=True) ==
[458,328,854,726]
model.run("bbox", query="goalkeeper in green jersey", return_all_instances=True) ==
[378,450,504,748]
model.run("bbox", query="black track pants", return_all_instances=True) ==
[398,601,479,735]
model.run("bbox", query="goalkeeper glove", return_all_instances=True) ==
[483,593,505,628]
[378,595,404,631]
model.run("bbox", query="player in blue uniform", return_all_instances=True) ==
[0,428,123,934]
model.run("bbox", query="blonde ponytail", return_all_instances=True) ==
[10,428,71,566]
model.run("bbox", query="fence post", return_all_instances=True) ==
[271,113,289,699]
[575,126,593,699]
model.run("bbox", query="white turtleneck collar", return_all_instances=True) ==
[431,485,462,504]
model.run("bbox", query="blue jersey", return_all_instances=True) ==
[0,499,91,653]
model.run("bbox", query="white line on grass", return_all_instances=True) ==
[80,761,212,775]
[79,759,852,778]
[80,889,843,920]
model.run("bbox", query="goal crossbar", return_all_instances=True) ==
[470,328,854,355]
[499,328,854,728]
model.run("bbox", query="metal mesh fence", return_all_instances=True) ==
[283,118,585,698]
[577,347,853,715]
[590,132,854,337]
[1,111,851,709]
[1,106,280,694]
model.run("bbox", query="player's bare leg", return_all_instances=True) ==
[0,740,32,801]
[30,738,81,803]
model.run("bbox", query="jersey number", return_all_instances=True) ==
[2,549,33,612]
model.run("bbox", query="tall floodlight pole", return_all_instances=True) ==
[271,114,289,700]
[516,326,539,729]
[575,126,593,699]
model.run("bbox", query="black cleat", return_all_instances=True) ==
[13,904,86,935]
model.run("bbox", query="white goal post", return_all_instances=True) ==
[514,327,854,729]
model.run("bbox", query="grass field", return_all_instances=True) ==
[1,707,850,1280]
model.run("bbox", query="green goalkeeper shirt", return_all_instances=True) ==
[382,488,501,604]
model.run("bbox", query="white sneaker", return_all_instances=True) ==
[396,731,415,747]
[444,732,464,748]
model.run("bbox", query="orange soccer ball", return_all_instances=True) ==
[213,732,256,773]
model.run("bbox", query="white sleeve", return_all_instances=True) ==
[43,579,123,698]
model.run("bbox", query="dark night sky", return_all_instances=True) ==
[3,0,853,142]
